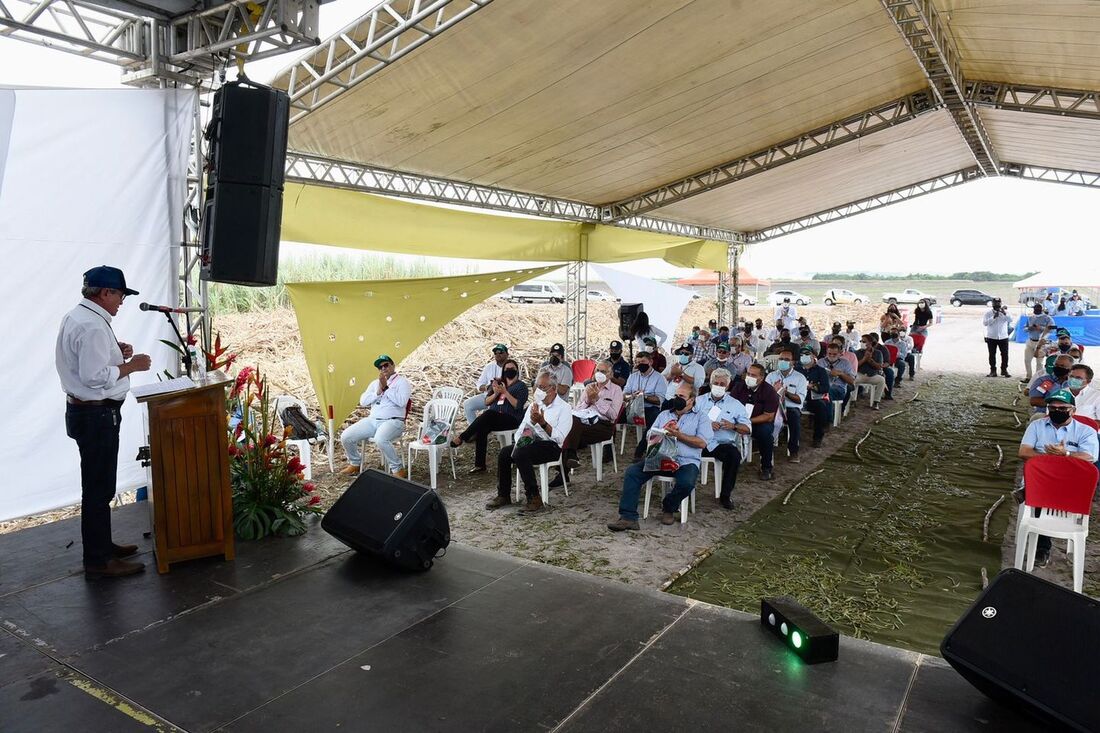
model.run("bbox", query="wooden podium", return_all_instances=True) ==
[136,374,234,573]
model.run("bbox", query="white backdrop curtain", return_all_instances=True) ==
[591,264,696,349]
[0,88,194,521]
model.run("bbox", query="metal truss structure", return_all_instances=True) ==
[277,0,493,122]
[1002,163,1100,189]
[715,243,742,327]
[564,261,588,360]
[966,81,1100,121]
[747,167,983,241]
[604,89,938,220]
[181,92,210,353]
[0,0,320,86]
[879,0,999,176]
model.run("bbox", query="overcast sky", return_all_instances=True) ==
[4,1,1098,280]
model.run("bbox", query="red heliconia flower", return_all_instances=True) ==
[186,334,197,346]
[233,423,244,439]
[223,352,238,369]
[264,434,278,446]
[303,482,316,493]
[308,495,321,506]
[287,456,305,475]
[227,444,239,457]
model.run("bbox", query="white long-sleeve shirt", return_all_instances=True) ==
[517,394,574,448]
[475,360,505,390]
[982,309,1014,340]
[359,374,412,420]
[55,299,129,401]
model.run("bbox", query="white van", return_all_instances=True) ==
[507,281,565,304]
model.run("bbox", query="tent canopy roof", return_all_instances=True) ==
[1014,270,1100,290]
[676,268,768,287]
[273,0,1100,239]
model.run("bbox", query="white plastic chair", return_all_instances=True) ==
[618,422,645,455]
[432,386,464,403]
[273,395,317,480]
[643,475,694,524]
[590,438,619,482]
[739,433,752,464]
[406,398,460,490]
[700,456,722,499]
[492,430,515,449]
[514,454,569,504]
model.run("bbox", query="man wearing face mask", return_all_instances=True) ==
[1029,354,1075,417]
[664,341,707,399]
[608,382,714,530]
[854,334,888,409]
[463,344,511,426]
[794,346,833,448]
[1066,364,1099,421]
[539,343,573,397]
[764,328,794,357]
[885,330,915,382]
[1022,304,1055,382]
[726,337,753,378]
[624,352,669,461]
[765,348,809,463]
[700,369,751,510]
[731,363,780,480]
[1042,329,1082,361]
[450,358,528,474]
[792,324,819,357]
[982,298,1014,378]
[775,298,797,330]
[488,370,574,514]
[642,336,667,372]
[554,360,623,481]
[689,325,710,364]
[818,341,856,409]
[843,321,861,352]
[1067,293,1087,316]
[703,342,734,380]
[1018,389,1099,566]
[607,340,631,387]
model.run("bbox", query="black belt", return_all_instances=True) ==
[67,395,124,407]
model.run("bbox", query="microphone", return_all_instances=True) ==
[139,302,202,314]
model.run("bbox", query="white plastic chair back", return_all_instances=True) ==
[272,394,313,480]
[432,386,464,403]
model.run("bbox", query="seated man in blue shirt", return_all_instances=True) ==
[795,346,834,448]
[608,382,714,531]
[1018,389,1100,565]
[818,341,855,409]
[699,368,751,510]
[1028,354,1074,417]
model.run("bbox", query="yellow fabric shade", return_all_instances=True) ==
[287,266,557,424]
[281,182,729,270]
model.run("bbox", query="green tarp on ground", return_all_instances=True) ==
[670,374,1027,656]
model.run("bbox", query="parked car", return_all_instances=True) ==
[737,294,758,306]
[822,288,868,306]
[587,289,619,302]
[949,288,996,307]
[767,289,812,306]
[506,281,565,303]
[881,288,937,305]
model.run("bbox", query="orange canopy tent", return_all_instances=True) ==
[675,268,769,287]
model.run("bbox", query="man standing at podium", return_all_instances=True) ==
[56,266,152,579]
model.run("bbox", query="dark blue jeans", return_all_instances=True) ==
[803,399,831,441]
[783,407,803,454]
[65,402,122,566]
[752,422,775,471]
[618,461,700,521]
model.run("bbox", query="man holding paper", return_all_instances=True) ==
[700,369,751,510]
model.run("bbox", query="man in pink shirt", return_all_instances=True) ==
[551,360,623,486]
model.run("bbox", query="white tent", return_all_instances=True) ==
[1014,270,1100,290]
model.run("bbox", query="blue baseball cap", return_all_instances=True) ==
[83,265,139,296]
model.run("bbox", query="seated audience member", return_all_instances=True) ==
[339,354,411,478]
[794,317,816,342]
[819,340,856,407]
[664,342,707,397]
[624,351,669,460]
[689,325,710,364]
[703,342,733,379]
[911,299,933,336]
[740,322,759,356]
[792,323,819,356]
[843,321,861,352]
[885,329,915,382]
[766,318,785,343]
[1069,346,1083,362]
[486,369,573,514]
[464,343,511,425]
[1018,389,1100,566]
[553,360,623,482]
[727,337,754,378]
[765,348,809,463]
[1029,354,1074,417]
[871,332,898,397]
[796,346,833,448]
[607,382,714,531]
[700,368,751,509]
[642,336,668,372]
[829,321,843,342]
[630,311,667,354]
[1068,293,1087,316]
[607,340,631,387]
[539,343,573,397]
[764,328,794,357]
[750,319,769,354]
[1067,364,1099,421]
[704,326,731,362]
[880,303,904,334]
[450,358,528,474]
[731,363,780,480]
[854,333,888,409]
[1042,329,1082,360]
[775,298,798,329]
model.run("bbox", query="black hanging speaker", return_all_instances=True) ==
[941,568,1100,732]
[201,80,289,287]
[322,470,451,571]
[618,303,643,341]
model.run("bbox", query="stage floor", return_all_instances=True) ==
[1,503,1041,732]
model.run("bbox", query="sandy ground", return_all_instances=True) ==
[7,302,1095,598]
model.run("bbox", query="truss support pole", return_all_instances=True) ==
[181,89,210,356]
[731,244,742,326]
[565,260,588,360]
[716,272,728,326]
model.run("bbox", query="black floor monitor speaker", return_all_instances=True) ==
[618,303,643,342]
[941,568,1100,732]
[322,470,451,571]
[201,80,289,287]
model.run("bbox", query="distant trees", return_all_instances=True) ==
[809,271,1036,282]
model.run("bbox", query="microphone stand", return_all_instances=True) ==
[161,311,193,377]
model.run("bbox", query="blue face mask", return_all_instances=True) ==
[678,354,691,365]
[1068,377,1085,390]
[777,359,791,371]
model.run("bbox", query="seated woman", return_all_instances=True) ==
[450,358,528,474]
[879,303,904,335]
[910,299,933,337]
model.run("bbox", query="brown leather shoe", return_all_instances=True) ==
[391,469,408,479]
[607,518,640,532]
[339,464,360,476]
[485,495,512,510]
[84,558,145,579]
[518,496,544,515]
[660,512,676,526]
[112,543,139,558]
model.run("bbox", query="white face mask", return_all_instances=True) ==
[710,384,727,399]
[744,376,759,389]
[594,371,608,384]
[533,388,548,403]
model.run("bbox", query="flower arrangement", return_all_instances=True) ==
[227,364,321,540]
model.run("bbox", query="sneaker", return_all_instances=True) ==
[485,495,511,510]
[1001,371,1012,378]
[789,453,801,464]
[607,518,640,532]
[518,496,544,515]
[719,495,734,511]
[467,466,487,475]
[391,469,407,479]
[1034,547,1051,567]
[660,512,676,526]
[1020,377,1031,383]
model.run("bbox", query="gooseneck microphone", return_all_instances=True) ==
[139,302,204,314]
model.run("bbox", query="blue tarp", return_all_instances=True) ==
[1013,315,1100,345]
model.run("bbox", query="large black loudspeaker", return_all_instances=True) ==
[618,303,643,342]
[941,568,1100,732]
[201,80,289,286]
[322,470,451,571]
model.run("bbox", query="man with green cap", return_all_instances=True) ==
[339,354,411,478]
[1028,353,1074,418]
[1018,388,1099,565]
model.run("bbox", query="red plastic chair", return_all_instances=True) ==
[885,344,899,364]
[571,359,596,383]
[910,332,926,353]
[1074,415,1099,432]
[1015,455,1099,592]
